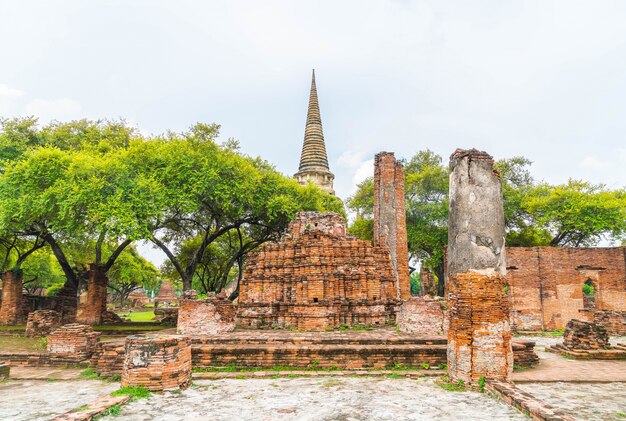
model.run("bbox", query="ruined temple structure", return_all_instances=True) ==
[155,281,178,308]
[0,270,24,325]
[506,246,626,332]
[374,152,411,300]
[237,212,400,330]
[446,148,513,385]
[293,70,335,195]
[76,264,108,325]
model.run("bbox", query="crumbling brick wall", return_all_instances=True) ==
[396,297,447,335]
[48,323,101,361]
[177,296,236,335]
[122,335,191,391]
[507,247,626,331]
[593,310,626,335]
[419,268,437,296]
[0,270,24,325]
[237,212,399,331]
[374,152,411,300]
[562,319,609,350]
[25,310,62,337]
[446,149,513,385]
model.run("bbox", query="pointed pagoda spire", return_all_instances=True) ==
[298,69,330,172]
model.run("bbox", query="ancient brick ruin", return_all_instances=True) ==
[511,339,539,368]
[594,310,626,335]
[25,310,62,337]
[48,323,101,362]
[237,212,399,330]
[396,296,447,336]
[76,264,108,325]
[122,335,192,391]
[177,295,236,335]
[0,270,24,325]
[155,280,178,308]
[562,319,609,350]
[374,152,411,300]
[446,149,513,385]
[507,246,626,332]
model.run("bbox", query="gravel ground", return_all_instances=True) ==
[100,377,527,421]
[0,379,119,421]
[517,382,626,421]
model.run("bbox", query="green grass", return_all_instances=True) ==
[435,375,466,392]
[541,329,566,337]
[385,373,405,379]
[77,405,90,411]
[122,310,155,322]
[193,364,341,373]
[616,412,625,418]
[93,404,121,419]
[0,335,47,352]
[0,325,25,331]
[112,386,151,400]
[80,368,100,380]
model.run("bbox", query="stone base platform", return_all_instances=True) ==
[191,329,447,369]
[546,343,626,360]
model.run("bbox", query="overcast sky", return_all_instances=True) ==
[1,1,625,265]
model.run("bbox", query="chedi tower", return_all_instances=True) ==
[294,70,335,195]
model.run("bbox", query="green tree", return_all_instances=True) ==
[107,245,160,307]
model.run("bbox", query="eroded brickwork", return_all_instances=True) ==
[0,270,24,325]
[396,297,447,335]
[446,149,512,385]
[76,265,108,325]
[507,247,626,331]
[562,319,609,350]
[177,296,236,335]
[512,339,539,368]
[419,268,437,296]
[25,310,62,337]
[374,152,410,300]
[48,323,101,361]
[155,280,177,308]
[237,212,399,330]
[122,335,192,391]
[594,310,626,335]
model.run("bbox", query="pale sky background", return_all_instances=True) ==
[1,1,625,266]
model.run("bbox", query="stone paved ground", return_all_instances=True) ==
[0,379,118,421]
[100,377,527,421]
[9,366,83,380]
[512,336,626,382]
[517,382,626,421]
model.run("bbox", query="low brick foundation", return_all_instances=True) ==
[154,307,178,325]
[562,319,609,350]
[396,297,447,335]
[177,297,236,335]
[593,310,626,335]
[447,273,513,385]
[122,335,192,391]
[48,324,101,362]
[512,340,539,368]
[25,310,62,337]
[91,339,125,377]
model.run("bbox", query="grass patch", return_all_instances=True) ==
[437,363,447,370]
[541,329,565,337]
[112,386,151,400]
[77,405,90,411]
[93,404,121,419]
[80,368,100,380]
[337,324,374,332]
[121,310,155,322]
[616,412,625,418]
[0,335,47,352]
[0,325,25,331]
[193,364,341,373]
[435,375,466,392]
[385,373,405,379]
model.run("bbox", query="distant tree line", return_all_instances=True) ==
[0,118,343,302]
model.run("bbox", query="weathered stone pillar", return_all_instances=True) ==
[122,335,192,391]
[0,270,24,325]
[374,152,411,300]
[446,148,512,385]
[76,264,108,325]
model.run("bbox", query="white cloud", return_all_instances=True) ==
[580,156,613,169]
[352,159,374,187]
[336,149,367,169]
[24,98,81,122]
[0,83,24,98]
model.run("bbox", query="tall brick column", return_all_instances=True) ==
[0,270,24,325]
[446,148,512,385]
[374,152,410,300]
[76,264,108,325]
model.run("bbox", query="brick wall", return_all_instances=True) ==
[122,335,192,391]
[237,212,400,330]
[0,270,24,325]
[25,310,62,337]
[48,323,101,361]
[76,264,108,325]
[177,296,236,335]
[507,247,626,331]
[374,152,411,300]
[396,297,447,335]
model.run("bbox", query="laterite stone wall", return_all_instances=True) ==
[177,296,236,335]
